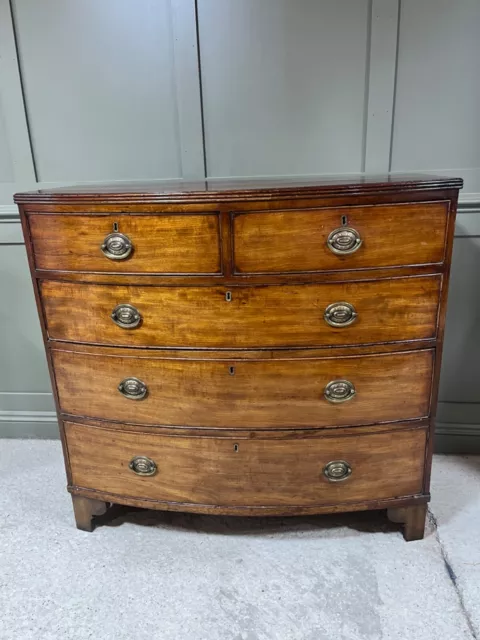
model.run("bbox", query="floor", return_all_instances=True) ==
[0,442,479,640]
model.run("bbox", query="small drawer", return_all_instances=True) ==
[232,201,449,274]
[53,348,434,428]
[65,421,427,508]
[41,276,440,348]
[29,213,221,274]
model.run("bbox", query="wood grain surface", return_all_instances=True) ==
[41,276,441,348]
[65,421,427,508]
[29,213,221,274]
[53,348,434,428]
[233,202,448,273]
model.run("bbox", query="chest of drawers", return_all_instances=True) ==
[15,174,462,540]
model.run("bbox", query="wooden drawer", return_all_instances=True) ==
[54,348,433,428]
[65,421,427,508]
[233,202,449,274]
[42,276,440,348]
[29,213,221,274]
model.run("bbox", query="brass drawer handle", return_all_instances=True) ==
[324,379,356,403]
[129,456,157,476]
[327,227,362,255]
[324,302,357,327]
[323,460,352,482]
[101,232,133,260]
[111,304,142,329]
[118,377,148,400]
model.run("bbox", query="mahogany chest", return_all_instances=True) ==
[15,174,462,540]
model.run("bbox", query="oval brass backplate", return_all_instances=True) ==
[324,379,356,404]
[118,377,148,400]
[327,227,362,255]
[101,232,133,260]
[129,456,157,476]
[324,302,357,328]
[111,304,142,329]
[323,460,352,482]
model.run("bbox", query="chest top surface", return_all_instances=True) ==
[14,173,463,205]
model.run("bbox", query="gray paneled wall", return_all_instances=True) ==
[0,112,14,183]
[12,0,183,182]
[0,222,56,437]
[198,0,370,176]
[0,0,479,450]
[391,0,480,194]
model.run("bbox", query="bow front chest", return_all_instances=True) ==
[15,175,462,540]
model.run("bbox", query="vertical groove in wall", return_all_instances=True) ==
[194,0,208,180]
[8,0,38,182]
[361,0,373,174]
[168,0,185,180]
[388,0,402,172]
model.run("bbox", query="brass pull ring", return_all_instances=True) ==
[324,302,357,327]
[327,227,362,255]
[111,304,142,329]
[323,460,352,482]
[129,456,157,476]
[118,377,148,400]
[101,232,133,260]
[324,380,356,404]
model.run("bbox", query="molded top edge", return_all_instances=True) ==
[14,174,463,204]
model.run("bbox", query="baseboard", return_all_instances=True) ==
[1,409,479,452]
[434,423,480,454]
[0,411,59,439]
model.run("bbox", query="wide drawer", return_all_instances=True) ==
[42,276,440,348]
[54,348,433,428]
[233,201,449,274]
[65,421,427,508]
[29,213,221,274]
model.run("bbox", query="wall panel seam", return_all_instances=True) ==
[364,0,400,174]
[387,0,401,172]
[0,0,37,184]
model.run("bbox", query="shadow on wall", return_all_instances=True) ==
[0,242,52,400]
[436,223,480,447]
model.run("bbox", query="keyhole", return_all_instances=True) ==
[341,215,348,226]
[233,444,239,453]
[229,366,235,376]
[225,291,232,302]
[113,221,119,232]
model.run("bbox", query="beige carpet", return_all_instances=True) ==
[0,441,479,640]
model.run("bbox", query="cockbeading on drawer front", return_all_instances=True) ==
[29,213,222,274]
[232,201,449,274]
[41,276,441,348]
[52,347,434,429]
[65,420,427,510]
